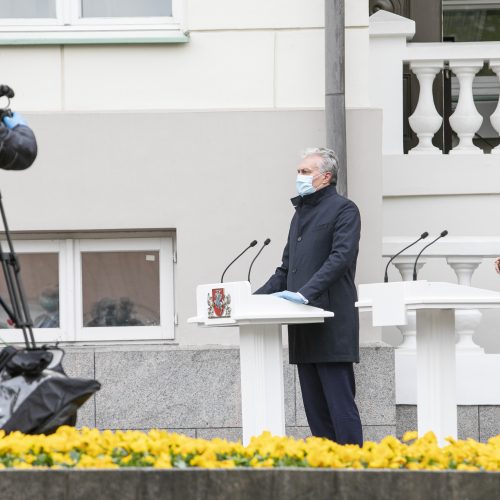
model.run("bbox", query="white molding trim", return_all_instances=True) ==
[0,27,188,45]
[383,236,500,258]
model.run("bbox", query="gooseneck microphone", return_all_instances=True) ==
[247,238,271,283]
[384,232,429,283]
[220,240,258,283]
[412,230,448,281]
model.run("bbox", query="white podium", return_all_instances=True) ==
[357,280,500,444]
[188,281,333,445]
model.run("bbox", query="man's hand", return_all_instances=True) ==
[495,257,500,275]
[272,291,308,304]
[3,112,27,130]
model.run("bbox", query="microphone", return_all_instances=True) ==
[412,230,448,281]
[220,240,258,283]
[384,232,429,283]
[247,238,271,283]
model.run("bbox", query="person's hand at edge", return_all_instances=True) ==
[3,112,27,130]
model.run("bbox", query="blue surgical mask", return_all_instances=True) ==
[296,174,316,196]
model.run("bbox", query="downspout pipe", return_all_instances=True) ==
[325,0,347,196]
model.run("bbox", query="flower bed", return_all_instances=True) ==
[1,427,499,471]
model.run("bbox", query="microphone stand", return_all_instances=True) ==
[247,238,271,283]
[413,230,449,281]
[384,232,429,283]
[220,240,258,283]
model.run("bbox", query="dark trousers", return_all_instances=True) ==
[297,362,363,446]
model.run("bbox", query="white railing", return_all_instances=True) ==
[370,10,500,155]
[383,236,500,405]
[383,236,500,353]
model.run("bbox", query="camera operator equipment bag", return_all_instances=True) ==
[0,346,100,434]
[0,109,100,432]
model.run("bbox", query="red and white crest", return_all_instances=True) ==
[207,288,231,318]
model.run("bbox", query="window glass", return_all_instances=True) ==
[444,2,500,42]
[81,0,172,18]
[0,0,56,18]
[0,253,59,329]
[82,251,160,328]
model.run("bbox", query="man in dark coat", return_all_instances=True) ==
[256,147,363,446]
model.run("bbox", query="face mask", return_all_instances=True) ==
[296,173,325,197]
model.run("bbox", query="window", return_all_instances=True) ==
[0,0,186,45]
[443,1,500,150]
[0,236,175,344]
[444,1,500,42]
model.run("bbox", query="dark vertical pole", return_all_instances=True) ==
[325,0,347,196]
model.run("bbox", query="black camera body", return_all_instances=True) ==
[0,84,37,171]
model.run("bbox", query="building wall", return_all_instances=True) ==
[2,1,371,113]
[4,0,325,113]
[0,1,381,346]
[66,343,395,442]
[1,110,324,345]
[382,155,500,352]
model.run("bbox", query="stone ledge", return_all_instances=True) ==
[1,469,500,500]
[61,345,395,434]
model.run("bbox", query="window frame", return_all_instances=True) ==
[74,237,174,342]
[0,236,175,344]
[0,239,68,345]
[0,0,187,45]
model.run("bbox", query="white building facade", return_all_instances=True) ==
[0,0,498,440]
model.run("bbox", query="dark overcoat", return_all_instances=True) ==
[256,184,361,364]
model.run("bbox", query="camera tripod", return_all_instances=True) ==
[0,190,36,349]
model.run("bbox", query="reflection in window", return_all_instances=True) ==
[81,0,172,18]
[0,0,56,18]
[0,253,59,329]
[444,3,500,42]
[82,251,160,328]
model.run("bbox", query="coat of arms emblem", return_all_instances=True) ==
[208,288,231,318]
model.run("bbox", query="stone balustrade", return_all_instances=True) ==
[370,10,500,155]
[383,236,500,354]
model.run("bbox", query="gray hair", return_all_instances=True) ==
[302,147,339,185]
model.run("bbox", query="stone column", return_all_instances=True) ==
[369,10,415,154]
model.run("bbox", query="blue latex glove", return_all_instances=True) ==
[272,290,308,304]
[3,112,27,129]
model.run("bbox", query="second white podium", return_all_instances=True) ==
[357,280,500,444]
[188,281,333,445]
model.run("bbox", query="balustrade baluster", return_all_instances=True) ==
[446,257,484,353]
[489,59,500,154]
[449,61,484,154]
[393,257,425,350]
[408,61,443,154]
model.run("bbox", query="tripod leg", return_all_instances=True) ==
[0,191,36,349]
[0,254,30,347]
